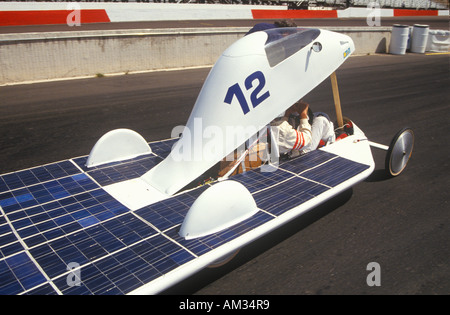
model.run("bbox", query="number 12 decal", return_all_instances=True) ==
[224,71,270,115]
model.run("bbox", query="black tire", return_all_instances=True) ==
[385,127,414,177]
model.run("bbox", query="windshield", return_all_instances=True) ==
[264,28,321,67]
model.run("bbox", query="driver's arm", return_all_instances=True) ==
[284,101,312,151]
[279,121,311,152]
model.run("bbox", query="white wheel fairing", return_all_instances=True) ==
[179,181,258,240]
[86,128,151,168]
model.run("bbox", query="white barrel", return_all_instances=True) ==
[390,24,410,55]
[411,24,429,54]
[426,29,450,52]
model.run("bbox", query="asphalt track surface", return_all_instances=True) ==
[1,52,449,295]
[0,16,448,34]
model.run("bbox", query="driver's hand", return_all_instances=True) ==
[295,101,309,119]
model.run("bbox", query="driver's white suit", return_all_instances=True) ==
[270,113,335,156]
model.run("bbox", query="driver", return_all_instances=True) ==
[271,100,335,158]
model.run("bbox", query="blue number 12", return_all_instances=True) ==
[224,71,270,115]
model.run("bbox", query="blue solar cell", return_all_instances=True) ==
[15,193,34,203]
[73,154,162,186]
[36,221,58,234]
[0,242,23,258]
[0,218,11,236]
[133,266,160,285]
[42,228,65,241]
[149,138,178,159]
[112,275,142,294]
[135,185,208,232]
[0,193,19,212]
[42,233,191,295]
[26,234,47,248]
[59,245,90,266]
[83,243,109,262]
[0,232,16,246]
[0,174,99,214]
[1,173,22,191]
[0,218,19,255]
[11,217,32,230]
[153,257,178,274]
[0,161,81,194]
[72,209,91,221]
[24,283,58,295]
[0,260,23,295]
[3,252,47,293]
[165,211,273,257]
[29,212,50,225]
[52,276,92,295]
[30,168,53,183]
[135,236,194,275]
[28,244,64,279]
[78,216,100,228]
[53,214,72,226]
[0,214,7,225]
[231,168,293,193]
[18,267,46,291]
[0,177,8,193]
[17,170,39,187]
[44,162,77,179]
[5,186,135,249]
[24,205,45,217]
[279,150,337,174]
[301,156,370,187]
[0,222,11,235]
[17,226,39,238]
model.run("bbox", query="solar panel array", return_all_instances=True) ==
[0,138,369,295]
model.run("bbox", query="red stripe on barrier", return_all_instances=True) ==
[394,9,438,16]
[252,9,338,19]
[0,10,110,26]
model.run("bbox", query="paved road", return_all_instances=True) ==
[0,53,449,295]
[0,16,448,34]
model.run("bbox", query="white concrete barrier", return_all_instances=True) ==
[0,27,394,85]
[0,28,248,84]
[426,29,450,52]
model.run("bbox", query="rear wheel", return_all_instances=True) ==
[385,127,414,177]
[207,249,240,268]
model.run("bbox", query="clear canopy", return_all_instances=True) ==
[264,28,321,67]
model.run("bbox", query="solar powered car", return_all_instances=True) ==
[0,28,413,295]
